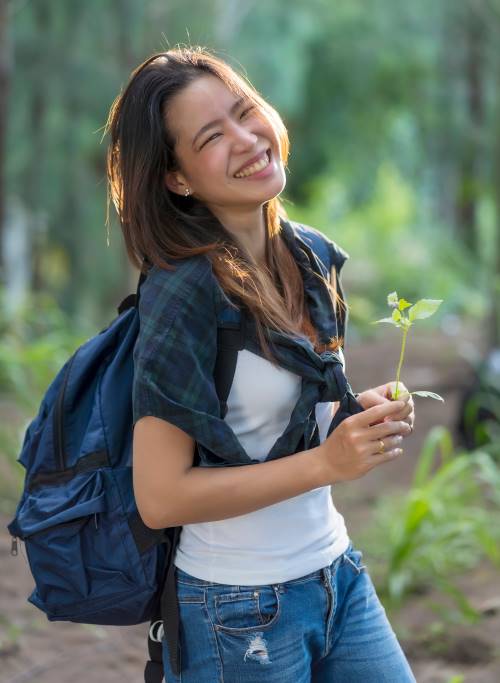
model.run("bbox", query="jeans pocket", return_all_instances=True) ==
[213,586,281,633]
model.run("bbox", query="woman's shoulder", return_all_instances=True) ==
[286,219,350,273]
[139,254,216,316]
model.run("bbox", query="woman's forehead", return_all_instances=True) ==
[167,75,242,145]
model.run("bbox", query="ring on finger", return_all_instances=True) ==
[377,439,385,454]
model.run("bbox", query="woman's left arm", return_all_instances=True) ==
[356,381,415,431]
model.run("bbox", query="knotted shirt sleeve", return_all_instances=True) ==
[132,257,222,441]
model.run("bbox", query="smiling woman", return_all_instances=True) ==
[105,47,347,366]
[104,45,416,683]
[162,72,285,246]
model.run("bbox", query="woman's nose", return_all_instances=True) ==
[230,123,259,149]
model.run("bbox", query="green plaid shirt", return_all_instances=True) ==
[132,218,363,468]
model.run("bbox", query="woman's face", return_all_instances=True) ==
[164,75,286,210]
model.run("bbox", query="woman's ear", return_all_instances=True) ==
[165,170,188,196]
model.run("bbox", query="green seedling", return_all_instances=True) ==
[371,291,444,402]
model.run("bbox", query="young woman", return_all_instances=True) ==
[106,46,416,682]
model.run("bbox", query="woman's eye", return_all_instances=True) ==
[200,107,255,148]
[201,132,221,148]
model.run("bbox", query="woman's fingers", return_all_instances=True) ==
[357,400,406,427]
[386,403,412,421]
[370,419,412,440]
[370,446,404,466]
[370,433,404,456]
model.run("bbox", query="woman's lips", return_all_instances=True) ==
[233,148,273,179]
[233,149,269,176]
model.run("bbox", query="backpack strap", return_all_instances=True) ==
[293,223,333,281]
[213,307,248,417]
[117,259,149,315]
[144,526,181,683]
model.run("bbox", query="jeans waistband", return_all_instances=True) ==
[175,540,354,588]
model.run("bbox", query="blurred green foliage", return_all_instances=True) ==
[0,286,93,511]
[3,0,499,341]
[358,426,500,622]
[289,163,481,337]
[0,287,93,410]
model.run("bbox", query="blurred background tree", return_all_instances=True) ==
[0,0,498,345]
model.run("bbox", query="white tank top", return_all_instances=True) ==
[173,347,350,585]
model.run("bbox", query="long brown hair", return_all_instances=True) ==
[105,46,346,365]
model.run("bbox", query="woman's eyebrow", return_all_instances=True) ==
[192,97,245,148]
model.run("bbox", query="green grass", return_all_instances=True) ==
[358,425,500,622]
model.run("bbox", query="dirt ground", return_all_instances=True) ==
[1,321,499,683]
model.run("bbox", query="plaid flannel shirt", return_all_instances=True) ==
[132,217,363,468]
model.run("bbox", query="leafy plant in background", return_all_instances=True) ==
[358,426,500,622]
[457,350,500,460]
[0,286,92,412]
[0,286,93,509]
[372,291,444,401]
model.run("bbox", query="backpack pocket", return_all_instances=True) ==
[11,468,157,623]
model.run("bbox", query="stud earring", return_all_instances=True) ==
[184,187,191,196]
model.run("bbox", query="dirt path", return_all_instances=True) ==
[1,321,499,682]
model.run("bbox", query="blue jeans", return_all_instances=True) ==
[162,541,416,682]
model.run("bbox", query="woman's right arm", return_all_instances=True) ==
[133,399,411,529]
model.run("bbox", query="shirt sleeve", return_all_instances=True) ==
[132,257,222,440]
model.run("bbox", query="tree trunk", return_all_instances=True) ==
[455,6,485,258]
[0,0,11,282]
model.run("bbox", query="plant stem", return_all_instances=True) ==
[394,324,409,399]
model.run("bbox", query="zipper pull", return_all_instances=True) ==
[10,536,18,556]
[94,512,99,530]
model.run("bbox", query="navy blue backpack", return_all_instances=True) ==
[6,225,353,681]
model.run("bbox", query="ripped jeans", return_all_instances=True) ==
[161,541,417,682]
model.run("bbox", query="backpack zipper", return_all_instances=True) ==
[53,354,76,471]
[10,512,99,556]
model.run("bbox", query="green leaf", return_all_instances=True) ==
[371,317,399,325]
[434,576,481,622]
[392,309,401,322]
[404,497,430,534]
[408,299,443,322]
[411,390,445,401]
[412,426,453,487]
[398,298,412,311]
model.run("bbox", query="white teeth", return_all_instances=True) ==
[234,151,270,178]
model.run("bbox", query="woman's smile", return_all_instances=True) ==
[233,148,276,181]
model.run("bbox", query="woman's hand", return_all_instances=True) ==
[356,381,415,432]
[319,400,412,483]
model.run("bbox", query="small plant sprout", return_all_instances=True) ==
[372,291,445,402]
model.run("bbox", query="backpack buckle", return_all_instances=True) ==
[149,619,164,643]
